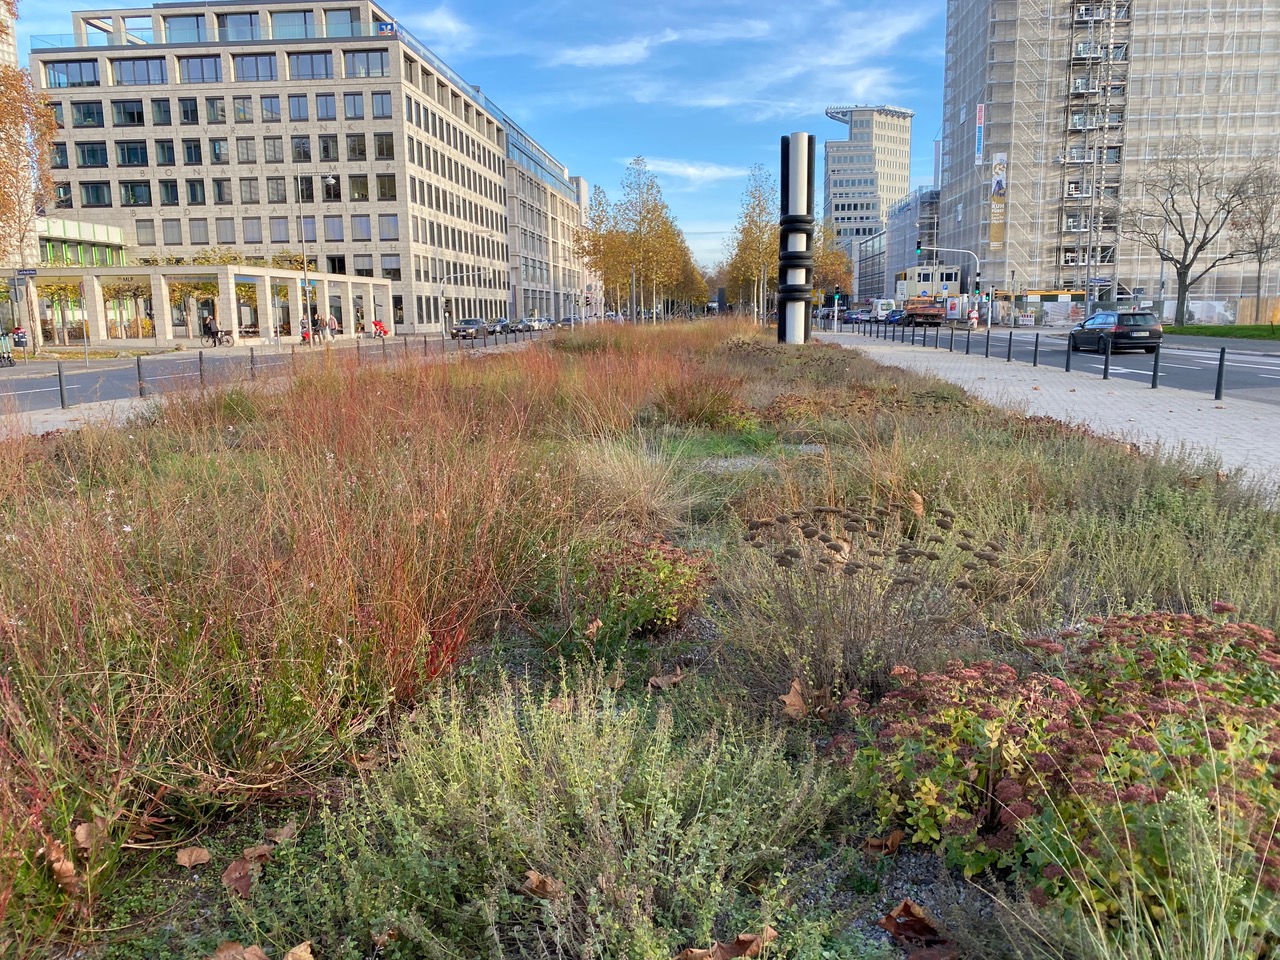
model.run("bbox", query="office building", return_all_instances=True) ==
[29,0,587,333]
[939,0,1280,302]
[824,105,914,256]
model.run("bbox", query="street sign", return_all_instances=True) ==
[16,269,36,277]
[942,284,948,292]
[1088,277,1110,285]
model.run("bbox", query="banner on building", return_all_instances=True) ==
[989,151,1007,252]
[974,103,985,165]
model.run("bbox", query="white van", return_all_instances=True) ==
[872,299,896,320]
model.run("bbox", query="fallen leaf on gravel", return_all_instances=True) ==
[74,817,107,851]
[242,843,274,863]
[210,943,270,960]
[221,858,255,898]
[265,821,297,843]
[648,667,685,691]
[877,898,944,944]
[779,679,808,719]
[673,925,778,959]
[284,942,314,960]
[863,829,905,856]
[176,846,212,868]
[520,869,565,900]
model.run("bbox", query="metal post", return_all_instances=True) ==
[934,325,941,349]
[909,325,916,346]
[1065,340,1073,373]
[199,350,206,386]
[949,326,955,352]
[965,328,972,355]
[403,334,409,357]
[1032,333,1040,367]
[1151,342,1160,388]
[1102,337,1112,380]
[249,346,256,380]
[424,334,429,356]
[57,361,68,409]
[136,356,145,397]
[1006,331,1014,362]
[777,132,816,344]
[1214,347,1227,400]
[984,331,991,359]
[382,336,389,361]
[356,337,361,365]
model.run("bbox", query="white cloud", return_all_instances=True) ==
[406,5,476,55]
[644,158,751,188]
[549,34,670,67]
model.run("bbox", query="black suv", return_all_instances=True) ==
[1069,310,1163,354]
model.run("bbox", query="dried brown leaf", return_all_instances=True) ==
[242,843,274,863]
[584,616,603,639]
[877,898,944,944]
[220,858,255,899]
[863,828,906,857]
[42,839,81,897]
[176,846,212,868]
[908,490,925,519]
[284,942,314,960]
[647,666,686,691]
[673,925,779,960]
[779,678,808,720]
[73,817,107,851]
[519,869,565,900]
[264,820,297,843]
[210,943,270,960]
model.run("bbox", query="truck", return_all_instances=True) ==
[902,296,945,327]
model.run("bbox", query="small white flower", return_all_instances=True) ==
[121,525,132,533]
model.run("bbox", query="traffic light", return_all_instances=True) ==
[974,271,982,296]
[983,291,990,302]
[915,238,922,255]
[834,285,841,301]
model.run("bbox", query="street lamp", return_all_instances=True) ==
[920,243,984,329]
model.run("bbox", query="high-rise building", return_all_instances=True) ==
[28,0,587,331]
[939,0,1280,303]
[823,105,914,256]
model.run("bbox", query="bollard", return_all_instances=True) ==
[291,344,296,369]
[909,325,916,346]
[984,331,991,359]
[403,335,409,357]
[1065,339,1073,373]
[136,356,146,397]
[249,347,256,380]
[199,349,206,387]
[356,338,362,365]
[382,336,389,361]
[1214,346,1227,400]
[1032,333,1040,367]
[1151,342,1161,389]
[949,326,955,352]
[57,360,68,409]
[1102,337,1112,380]
[934,325,941,349]
[965,328,972,355]
[1006,331,1014,362]
[424,334,429,356]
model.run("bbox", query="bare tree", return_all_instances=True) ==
[1118,140,1253,326]
[1228,157,1280,330]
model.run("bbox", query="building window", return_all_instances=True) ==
[289,95,309,122]
[269,217,289,243]
[288,52,333,80]
[117,140,148,166]
[111,99,145,126]
[376,173,396,200]
[233,96,253,123]
[120,181,152,206]
[318,133,339,162]
[178,57,222,83]
[46,61,100,88]
[380,254,401,280]
[50,103,64,128]
[152,99,171,125]
[76,142,109,167]
[183,139,202,164]
[232,54,277,82]
[178,97,198,124]
[215,217,236,243]
[323,215,344,241]
[326,9,357,36]
[291,135,311,162]
[374,133,395,160]
[236,138,255,163]
[51,143,68,169]
[343,93,364,120]
[206,97,226,124]
[316,94,336,121]
[162,219,183,244]
[346,133,366,160]
[187,180,206,204]
[189,218,210,244]
[54,182,72,209]
[371,91,392,118]
[294,175,314,202]
[80,182,111,207]
[216,12,260,41]
[263,137,284,162]
[353,254,373,277]
[210,138,230,164]
[343,50,389,78]
[266,177,286,202]
[321,175,341,201]
[240,177,260,203]
[112,58,166,85]
[349,174,368,201]
[271,11,316,39]
[71,101,104,127]
[300,215,316,243]
[159,180,179,205]
[260,95,281,122]
[378,214,398,241]
[212,179,232,204]
[242,217,263,243]
[164,15,207,42]
[351,214,371,241]
[136,219,156,245]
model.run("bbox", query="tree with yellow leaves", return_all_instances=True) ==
[0,0,56,269]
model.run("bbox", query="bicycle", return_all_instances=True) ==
[200,330,233,348]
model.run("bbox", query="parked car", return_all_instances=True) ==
[486,318,510,335]
[510,317,533,332]
[1068,309,1162,354]
[525,317,550,330]
[883,309,907,325]
[556,316,576,328]
[854,309,873,322]
[451,318,486,340]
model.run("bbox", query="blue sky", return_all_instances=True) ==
[16,0,948,268]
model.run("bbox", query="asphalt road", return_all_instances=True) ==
[841,324,1280,408]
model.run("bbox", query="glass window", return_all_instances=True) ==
[243,217,263,243]
[344,50,389,78]
[233,96,253,123]
[300,216,316,243]
[377,213,398,240]
[269,216,289,242]
[120,181,151,206]
[136,219,156,245]
[212,179,232,204]
[216,12,260,41]
[187,179,206,204]
[288,52,333,80]
[152,99,171,125]
[76,142,109,167]
[189,218,209,244]
[164,15,207,42]
[178,56,222,83]
[322,174,341,200]
[371,91,392,118]
[353,254,373,277]
[117,140,148,166]
[233,54,277,82]
[46,61,100,88]
[240,177,260,203]
[260,95,280,122]
[162,219,183,244]
[266,177,286,202]
[111,99,144,125]
[263,137,284,162]
[51,143,68,169]
[380,254,401,280]
[182,139,202,164]
[112,58,166,85]
[80,182,111,207]
[374,133,394,160]
[376,173,396,200]
[343,93,364,120]
[155,139,175,165]
[291,135,311,162]
[323,215,344,241]
[346,133,366,160]
[318,133,339,161]
[294,175,314,202]
[216,217,236,243]
[178,97,198,124]
[51,103,64,128]
[159,180,179,205]
[349,174,368,201]
[205,97,226,124]
[326,9,357,36]
[54,182,72,209]
[236,137,255,163]
[316,94,336,121]
[288,95,308,121]
[210,138,229,164]
[351,215,371,240]
[271,11,315,39]
[71,102,104,127]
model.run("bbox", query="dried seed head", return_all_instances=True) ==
[974,550,1000,562]
[823,540,844,553]
[959,529,978,539]
[936,508,956,519]
[783,546,803,559]
[776,556,795,569]
[874,506,891,517]
[935,518,954,530]
[924,551,941,561]
[801,525,820,539]
[926,534,945,544]
[749,540,766,549]
[962,561,981,571]
[957,541,975,552]
[775,515,792,525]
[955,579,973,591]
[817,533,834,543]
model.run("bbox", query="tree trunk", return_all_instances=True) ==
[1255,257,1266,329]
[1174,268,1192,327]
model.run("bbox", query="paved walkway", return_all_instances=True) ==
[822,330,1279,492]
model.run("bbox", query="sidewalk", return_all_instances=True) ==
[823,330,1279,491]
